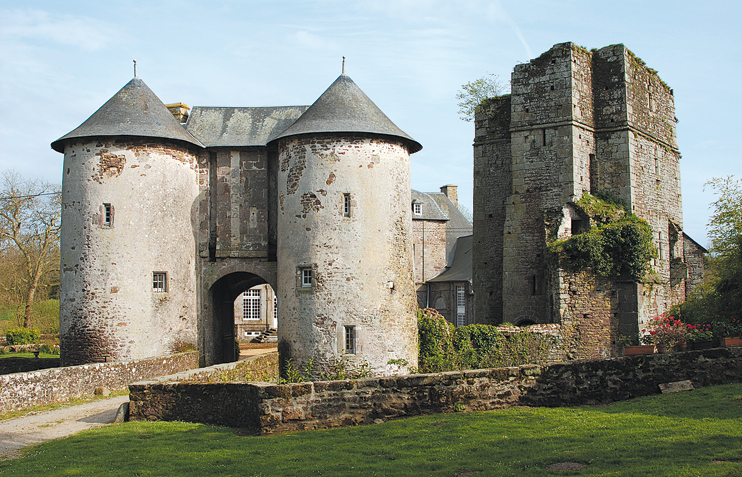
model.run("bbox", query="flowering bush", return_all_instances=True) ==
[640,314,687,348]
[685,323,714,342]
[713,319,742,338]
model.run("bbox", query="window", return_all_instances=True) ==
[242,289,261,320]
[456,286,466,327]
[152,272,167,293]
[102,203,113,227]
[301,268,313,288]
[413,202,422,216]
[345,326,356,354]
[343,193,351,217]
[273,296,278,322]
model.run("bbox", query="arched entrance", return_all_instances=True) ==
[207,272,270,364]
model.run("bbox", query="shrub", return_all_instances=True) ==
[417,308,557,373]
[6,327,40,345]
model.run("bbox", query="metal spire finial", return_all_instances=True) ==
[133,60,138,78]
[342,56,345,75]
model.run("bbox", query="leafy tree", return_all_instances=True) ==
[456,74,507,122]
[0,171,61,328]
[705,176,742,256]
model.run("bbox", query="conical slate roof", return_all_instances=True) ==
[51,78,203,153]
[271,74,422,153]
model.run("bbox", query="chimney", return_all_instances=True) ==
[165,103,190,124]
[440,185,458,207]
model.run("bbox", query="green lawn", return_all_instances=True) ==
[0,353,59,359]
[1,383,741,476]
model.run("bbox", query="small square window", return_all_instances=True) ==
[153,272,167,293]
[301,268,313,288]
[413,202,422,216]
[345,326,356,354]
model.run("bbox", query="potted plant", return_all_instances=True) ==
[716,319,742,347]
[618,334,654,356]
[686,323,715,350]
[642,314,687,353]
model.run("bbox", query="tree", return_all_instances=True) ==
[705,176,742,256]
[0,171,61,328]
[456,74,507,122]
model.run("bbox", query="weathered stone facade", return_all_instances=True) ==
[53,73,421,375]
[473,43,700,355]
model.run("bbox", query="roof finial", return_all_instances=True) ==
[342,56,345,75]
[133,60,138,78]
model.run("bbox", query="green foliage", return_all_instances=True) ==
[548,193,656,281]
[673,177,742,324]
[3,384,742,476]
[417,308,556,373]
[456,74,506,122]
[6,327,39,345]
[279,356,373,384]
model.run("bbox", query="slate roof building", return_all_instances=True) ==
[53,71,421,376]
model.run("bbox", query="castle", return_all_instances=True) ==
[473,43,705,358]
[52,70,421,373]
[52,42,704,370]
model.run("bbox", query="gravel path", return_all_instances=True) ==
[0,394,129,461]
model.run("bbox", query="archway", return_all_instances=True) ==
[208,272,270,364]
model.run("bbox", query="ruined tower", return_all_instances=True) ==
[273,73,421,375]
[473,43,702,358]
[52,78,203,365]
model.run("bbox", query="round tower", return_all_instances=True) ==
[51,78,204,365]
[272,73,422,376]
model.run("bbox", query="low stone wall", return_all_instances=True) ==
[0,357,61,375]
[128,348,742,434]
[0,351,199,414]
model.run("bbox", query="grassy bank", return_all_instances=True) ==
[1,383,741,476]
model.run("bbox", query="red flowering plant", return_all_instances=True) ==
[640,313,687,348]
[685,323,714,342]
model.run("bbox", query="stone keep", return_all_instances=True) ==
[52,72,421,374]
[473,43,703,358]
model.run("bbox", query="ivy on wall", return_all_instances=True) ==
[548,192,657,282]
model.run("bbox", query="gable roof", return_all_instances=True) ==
[51,78,203,152]
[429,235,473,283]
[411,190,448,221]
[185,106,309,147]
[271,74,422,153]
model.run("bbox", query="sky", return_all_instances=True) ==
[1,0,739,247]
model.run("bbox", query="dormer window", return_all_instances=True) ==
[412,200,422,216]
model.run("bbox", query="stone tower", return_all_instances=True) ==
[473,43,698,358]
[52,78,203,365]
[272,73,422,375]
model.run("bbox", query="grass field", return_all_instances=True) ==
[1,383,741,476]
[0,353,59,359]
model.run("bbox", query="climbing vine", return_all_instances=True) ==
[548,192,657,282]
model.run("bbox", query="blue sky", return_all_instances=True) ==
[1,0,739,246]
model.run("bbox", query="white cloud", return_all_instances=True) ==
[0,8,114,51]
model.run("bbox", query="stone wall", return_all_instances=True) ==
[0,351,198,414]
[0,358,60,375]
[128,348,742,435]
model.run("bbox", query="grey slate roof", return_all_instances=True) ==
[185,106,309,147]
[411,190,448,221]
[429,235,473,283]
[51,78,203,153]
[271,74,422,153]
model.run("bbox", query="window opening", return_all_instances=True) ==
[413,202,422,216]
[242,289,261,320]
[301,268,313,288]
[103,203,112,226]
[343,193,351,217]
[153,272,167,293]
[345,326,356,354]
[456,286,466,327]
[542,128,547,147]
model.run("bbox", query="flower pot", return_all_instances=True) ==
[722,337,742,347]
[623,345,655,356]
[691,339,714,350]
[674,342,687,352]
[656,344,667,354]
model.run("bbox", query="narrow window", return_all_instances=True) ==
[153,272,167,293]
[542,128,547,147]
[301,268,313,288]
[456,286,466,327]
[102,203,113,226]
[343,193,351,217]
[273,296,278,322]
[658,232,665,260]
[345,326,356,354]
[242,289,261,320]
